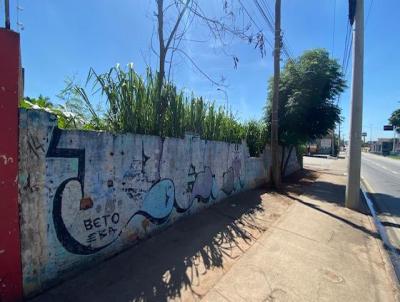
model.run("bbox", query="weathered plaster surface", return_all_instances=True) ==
[18,109,300,296]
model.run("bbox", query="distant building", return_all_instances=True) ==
[307,133,334,156]
[370,138,394,155]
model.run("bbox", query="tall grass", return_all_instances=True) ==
[23,64,267,156]
[67,64,248,144]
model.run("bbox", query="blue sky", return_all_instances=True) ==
[3,0,399,140]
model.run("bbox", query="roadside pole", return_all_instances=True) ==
[0,28,23,301]
[5,0,10,29]
[338,121,341,152]
[271,0,281,188]
[345,0,364,210]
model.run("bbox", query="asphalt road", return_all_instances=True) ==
[361,152,400,250]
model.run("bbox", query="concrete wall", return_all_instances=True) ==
[18,109,300,297]
[283,146,300,176]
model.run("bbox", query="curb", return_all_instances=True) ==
[361,177,400,292]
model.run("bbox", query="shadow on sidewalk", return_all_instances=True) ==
[33,190,269,302]
[284,169,346,206]
[284,168,372,212]
[281,169,400,254]
[382,221,400,228]
[282,193,379,240]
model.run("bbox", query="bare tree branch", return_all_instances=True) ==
[153,0,267,89]
[171,47,226,87]
[165,0,190,51]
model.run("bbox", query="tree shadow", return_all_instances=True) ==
[32,190,268,302]
[283,168,372,213]
[284,192,400,257]
[283,168,400,257]
[287,169,400,219]
[284,168,346,205]
[382,221,400,228]
[282,192,379,240]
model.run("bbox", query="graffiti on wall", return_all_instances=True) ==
[222,146,245,195]
[46,127,244,255]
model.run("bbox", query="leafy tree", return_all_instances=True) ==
[265,49,346,146]
[264,49,345,174]
[245,120,267,157]
[389,109,400,133]
[21,95,53,109]
[20,94,102,130]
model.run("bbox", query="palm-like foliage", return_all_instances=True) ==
[71,64,248,143]
[22,65,268,155]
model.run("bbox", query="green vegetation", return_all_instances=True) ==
[21,64,266,156]
[66,65,248,143]
[20,95,91,129]
[244,120,268,157]
[264,49,345,147]
[389,109,400,133]
[22,49,346,160]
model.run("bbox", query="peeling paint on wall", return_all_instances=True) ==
[18,109,300,297]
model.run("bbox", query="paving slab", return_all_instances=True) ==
[30,190,293,302]
[202,157,399,302]
[30,157,399,302]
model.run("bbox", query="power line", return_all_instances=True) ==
[366,0,374,28]
[237,0,273,49]
[258,0,294,59]
[252,0,274,32]
[238,0,262,31]
[252,0,293,61]
[344,32,353,75]
[260,0,274,25]
[341,23,349,68]
[342,21,352,76]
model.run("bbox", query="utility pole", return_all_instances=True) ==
[338,121,341,153]
[271,0,281,188]
[369,123,373,143]
[345,0,364,211]
[5,0,11,29]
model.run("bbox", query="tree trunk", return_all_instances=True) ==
[156,0,165,134]
[282,145,294,177]
[271,0,281,188]
[155,0,190,135]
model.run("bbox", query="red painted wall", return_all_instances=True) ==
[0,29,22,302]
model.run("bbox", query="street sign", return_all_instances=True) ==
[362,132,367,137]
[320,138,331,148]
[384,125,394,131]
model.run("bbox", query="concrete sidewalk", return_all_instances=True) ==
[203,157,399,302]
[31,157,399,302]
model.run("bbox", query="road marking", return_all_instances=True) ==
[361,176,400,244]
[361,176,375,193]
[362,176,400,243]
[360,177,400,281]
[362,157,400,175]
